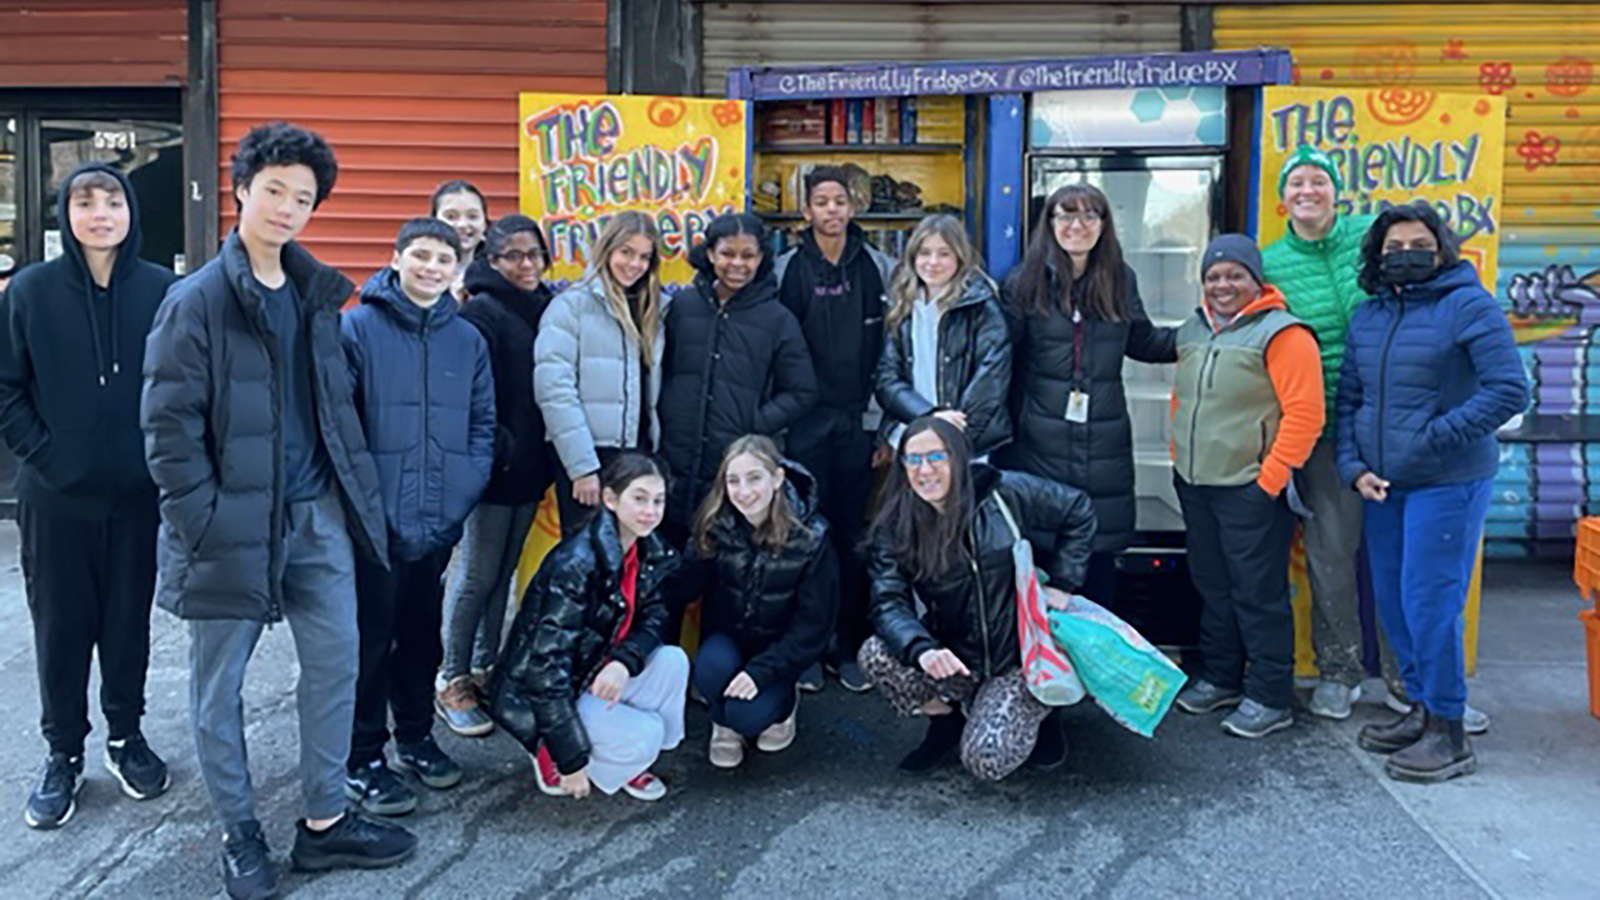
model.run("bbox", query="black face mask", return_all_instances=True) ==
[1381,249,1438,286]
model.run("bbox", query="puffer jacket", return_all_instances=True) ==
[535,276,668,480]
[0,162,176,519]
[998,263,1175,553]
[342,268,495,562]
[141,232,388,621]
[667,462,837,689]
[487,511,678,775]
[459,257,554,506]
[868,464,1096,680]
[1261,214,1375,419]
[1335,260,1528,490]
[875,275,1012,455]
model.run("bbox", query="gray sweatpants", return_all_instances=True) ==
[1300,435,1367,687]
[440,501,536,679]
[189,490,359,826]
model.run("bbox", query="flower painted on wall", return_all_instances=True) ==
[1441,39,1467,61]
[1479,62,1517,96]
[1516,130,1562,171]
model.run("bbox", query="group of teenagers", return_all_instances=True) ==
[0,120,1527,900]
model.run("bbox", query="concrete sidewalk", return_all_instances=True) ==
[0,519,1592,898]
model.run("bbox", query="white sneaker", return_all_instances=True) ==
[757,694,798,753]
[709,724,744,769]
[1307,681,1360,720]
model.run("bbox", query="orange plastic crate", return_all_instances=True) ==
[1575,519,1600,606]
[1583,610,1600,720]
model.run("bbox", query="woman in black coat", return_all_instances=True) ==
[859,417,1096,782]
[487,454,686,802]
[438,215,554,738]
[658,213,818,538]
[669,436,837,769]
[875,213,1012,456]
[999,184,1175,605]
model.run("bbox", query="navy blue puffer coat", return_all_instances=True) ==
[342,269,496,561]
[1335,260,1528,490]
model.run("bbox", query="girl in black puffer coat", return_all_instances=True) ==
[668,436,838,769]
[999,185,1175,605]
[860,416,1095,782]
[658,213,817,537]
[488,454,687,802]
[875,214,1012,456]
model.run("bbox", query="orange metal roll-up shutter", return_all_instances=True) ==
[216,0,607,283]
[0,0,186,87]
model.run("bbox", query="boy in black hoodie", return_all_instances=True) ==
[773,166,895,693]
[0,164,175,829]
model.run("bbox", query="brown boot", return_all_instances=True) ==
[435,675,494,737]
[1358,704,1426,754]
[1385,716,1476,784]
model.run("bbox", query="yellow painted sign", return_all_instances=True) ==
[1258,86,1507,287]
[519,93,749,286]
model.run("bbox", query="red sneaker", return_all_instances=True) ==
[622,770,667,801]
[530,745,564,797]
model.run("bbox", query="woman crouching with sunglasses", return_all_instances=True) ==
[858,416,1096,780]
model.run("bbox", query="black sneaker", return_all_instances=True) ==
[393,735,463,790]
[344,759,418,816]
[899,712,965,773]
[106,733,171,800]
[1027,711,1069,771]
[290,808,417,872]
[222,820,280,900]
[24,752,83,830]
[837,661,873,693]
[798,663,825,694]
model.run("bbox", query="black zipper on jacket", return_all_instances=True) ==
[1375,297,1405,475]
[970,507,993,680]
[243,277,287,625]
[421,307,432,531]
[1185,342,1219,484]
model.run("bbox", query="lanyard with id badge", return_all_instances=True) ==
[1065,306,1089,423]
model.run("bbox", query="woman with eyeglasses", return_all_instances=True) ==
[436,215,555,737]
[858,416,1095,781]
[999,184,1176,609]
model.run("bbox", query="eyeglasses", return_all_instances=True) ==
[901,451,950,468]
[493,250,544,266]
[1052,210,1102,226]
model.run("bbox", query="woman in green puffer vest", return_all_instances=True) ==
[1261,146,1378,721]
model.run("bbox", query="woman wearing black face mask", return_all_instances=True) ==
[1334,202,1527,785]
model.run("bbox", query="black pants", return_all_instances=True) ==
[350,546,451,766]
[18,500,158,757]
[787,405,875,660]
[1174,477,1296,710]
[554,446,624,539]
[1082,551,1119,607]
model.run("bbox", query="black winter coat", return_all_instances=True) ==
[342,268,496,562]
[868,464,1096,680]
[0,163,176,519]
[659,263,816,529]
[998,263,1175,553]
[488,511,678,775]
[459,258,555,507]
[667,462,837,689]
[875,276,1013,455]
[141,232,388,621]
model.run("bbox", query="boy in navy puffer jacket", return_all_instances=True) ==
[341,218,495,813]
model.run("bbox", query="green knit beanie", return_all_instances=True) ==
[1277,145,1343,196]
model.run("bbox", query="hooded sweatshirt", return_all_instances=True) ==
[0,163,177,517]
[774,223,894,412]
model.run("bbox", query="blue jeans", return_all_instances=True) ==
[1361,478,1491,720]
[693,633,799,738]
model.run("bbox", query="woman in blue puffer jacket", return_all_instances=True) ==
[1335,201,1527,786]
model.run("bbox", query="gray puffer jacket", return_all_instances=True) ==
[534,277,668,480]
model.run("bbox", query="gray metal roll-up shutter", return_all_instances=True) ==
[698,2,1184,96]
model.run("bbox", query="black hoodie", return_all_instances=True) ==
[458,256,554,507]
[659,249,817,530]
[0,163,177,517]
[773,223,895,413]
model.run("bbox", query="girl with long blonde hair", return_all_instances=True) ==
[535,211,671,536]
[874,213,1013,456]
[667,436,837,770]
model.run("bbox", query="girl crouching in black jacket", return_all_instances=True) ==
[488,454,686,801]
[860,416,1096,781]
[669,436,838,769]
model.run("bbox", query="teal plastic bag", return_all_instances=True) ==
[1048,597,1187,738]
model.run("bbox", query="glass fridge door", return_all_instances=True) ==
[1027,154,1222,536]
